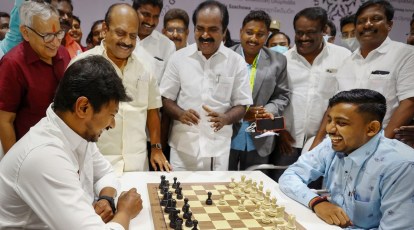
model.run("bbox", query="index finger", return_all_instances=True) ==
[188,109,200,119]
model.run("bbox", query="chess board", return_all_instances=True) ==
[147,182,306,230]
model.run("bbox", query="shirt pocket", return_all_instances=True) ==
[317,71,338,98]
[367,73,392,97]
[212,75,234,102]
[126,78,149,107]
[351,199,381,229]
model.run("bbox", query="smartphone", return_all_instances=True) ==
[256,117,285,132]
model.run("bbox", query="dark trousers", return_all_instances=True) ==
[228,149,270,174]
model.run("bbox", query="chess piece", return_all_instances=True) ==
[268,203,277,217]
[250,181,257,200]
[174,218,183,230]
[263,189,271,210]
[176,187,183,200]
[229,177,236,188]
[272,221,281,230]
[175,182,181,194]
[159,175,167,189]
[172,177,178,189]
[255,182,264,203]
[261,211,272,224]
[238,197,246,211]
[183,208,191,219]
[253,202,262,217]
[185,212,193,227]
[205,191,213,205]
[219,192,226,205]
[160,190,172,206]
[274,206,286,225]
[191,219,199,230]
[182,198,190,212]
[169,209,180,221]
[286,214,297,230]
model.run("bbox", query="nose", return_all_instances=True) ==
[172,29,178,36]
[99,31,105,39]
[363,19,373,28]
[326,120,337,133]
[109,117,116,129]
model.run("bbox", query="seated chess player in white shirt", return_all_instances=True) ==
[0,56,142,230]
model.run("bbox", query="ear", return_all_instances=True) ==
[162,28,166,35]
[20,25,30,41]
[102,21,109,33]
[185,29,189,35]
[387,20,393,32]
[366,120,381,137]
[74,96,91,119]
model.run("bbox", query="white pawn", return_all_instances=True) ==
[219,192,226,205]
[253,201,262,217]
[229,177,236,188]
[261,210,272,224]
[255,183,264,202]
[240,175,246,185]
[238,197,246,211]
[286,214,296,230]
[268,203,277,217]
[250,181,257,199]
[272,220,281,230]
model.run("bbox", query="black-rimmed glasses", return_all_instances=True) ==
[26,26,65,43]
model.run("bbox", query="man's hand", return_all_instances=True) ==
[202,105,230,132]
[150,149,172,172]
[116,188,143,219]
[244,106,274,121]
[94,199,114,223]
[178,109,200,126]
[314,201,352,228]
[394,125,414,148]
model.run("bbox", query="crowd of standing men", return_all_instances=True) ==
[0,0,413,229]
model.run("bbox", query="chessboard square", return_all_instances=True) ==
[208,213,225,220]
[194,190,208,195]
[191,185,205,190]
[242,219,262,228]
[193,213,211,221]
[227,200,239,206]
[198,220,216,229]
[188,200,203,207]
[217,206,234,213]
[226,219,246,228]
[183,194,198,201]
[190,206,206,214]
[212,220,231,229]
[202,184,216,190]
[237,211,254,219]
[214,185,228,190]
[222,212,240,220]
[182,190,196,196]
[204,206,220,213]
[224,194,237,200]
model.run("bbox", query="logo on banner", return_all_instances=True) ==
[314,0,367,20]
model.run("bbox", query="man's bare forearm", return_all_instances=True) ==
[162,97,184,121]
[224,105,247,125]
[385,98,414,138]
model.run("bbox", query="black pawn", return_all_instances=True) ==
[205,191,213,205]
[191,219,198,230]
[175,182,181,194]
[172,177,178,189]
[183,209,191,220]
[176,187,183,200]
[182,198,189,211]
[185,212,193,227]
[159,175,166,189]
[174,218,183,230]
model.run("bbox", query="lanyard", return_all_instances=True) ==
[249,55,259,92]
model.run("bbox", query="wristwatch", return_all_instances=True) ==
[98,196,116,213]
[151,143,162,149]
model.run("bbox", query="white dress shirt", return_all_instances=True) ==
[135,30,176,83]
[160,43,253,159]
[284,42,351,148]
[71,41,162,173]
[336,37,414,126]
[0,105,122,229]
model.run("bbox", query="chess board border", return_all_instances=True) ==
[147,182,306,230]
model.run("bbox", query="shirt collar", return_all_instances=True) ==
[345,131,383,166]
[46,104,88,155]
[98,39,137,63]
[353,36,391,59]
[24,41,64,65]
[191,42,229,60]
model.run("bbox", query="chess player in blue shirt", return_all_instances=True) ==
[279,89,414,229]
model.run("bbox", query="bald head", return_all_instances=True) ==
[105,3,139,28]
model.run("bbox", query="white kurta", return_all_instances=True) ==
[160,43,252,162]
[283,42,351,148]
[70,41,162,173]
[336,37,414,126]
[0,105,122,229]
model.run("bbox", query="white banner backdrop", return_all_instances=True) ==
[1,0,413,46]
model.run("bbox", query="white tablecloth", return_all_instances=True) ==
[120,171,340,230]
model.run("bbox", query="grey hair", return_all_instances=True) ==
[20,1,58,27]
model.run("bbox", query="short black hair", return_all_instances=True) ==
[266,31,291,46]
[293,7,327,31]
[86,19,104,45]
[329,89,387,126]
[340,14,355,31]
[355,0,394,22]
[326,20,336,36]
[0,12,10,18]
[163,8,189,29]
[132,0,163,11]
[72,15,80,25]
[242,10,271,30]
[53,55,131,113]
[192,0,229,33]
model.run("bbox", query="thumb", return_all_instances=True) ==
[202,105,212,113]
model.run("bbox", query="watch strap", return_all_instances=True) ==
[98,195,116,213]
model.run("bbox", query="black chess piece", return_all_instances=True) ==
[172,177,178,189]
[175,182,181,194]
[160,190,169,206]
[185,212,193,227]
[183,209,191,220]
[159,175,166,189]
[169,209,180,221]
[182,198,189,211]
[205,191,213,205]
[174,218,183,230]
[165,198,176,213]
[176,187,183,200]
[191,219,198,230]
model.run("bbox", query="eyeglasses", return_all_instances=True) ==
[295,30,321,37]
[165,27,186,34]
[26,26,65,43]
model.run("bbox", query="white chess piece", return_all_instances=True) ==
[255,183,264,202]
[253,201,262,217]
[261,210,272,224]
[229,177,236,188]
[238,197,246,211]
[250,181,257,199]
[274,206,286,225]
[219,192,226,205]
[286,214,297,230]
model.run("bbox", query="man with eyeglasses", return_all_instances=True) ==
[70,3,171,173]
[0,1,70,155]
[162,8,189,51]
[160,0,252,171]
[282,7,350,167]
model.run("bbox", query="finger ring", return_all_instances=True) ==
[256,110,259,114]
[165,160,169,163]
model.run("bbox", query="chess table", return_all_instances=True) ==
[120,171,341,230]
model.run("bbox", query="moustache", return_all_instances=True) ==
[298,40,313,44]
[199,37,214,43]
[360,29,377,35]
[142,22,155,28]
[117,42,133,49]
[59,19,71,28]
[172,38,182,42]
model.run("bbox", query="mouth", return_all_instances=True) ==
[142,23,154,29]
[246,41,258,47]
[360,29,377,36]
[298,41,313,47]
[117,43,133,51]
[329,135,343,144]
